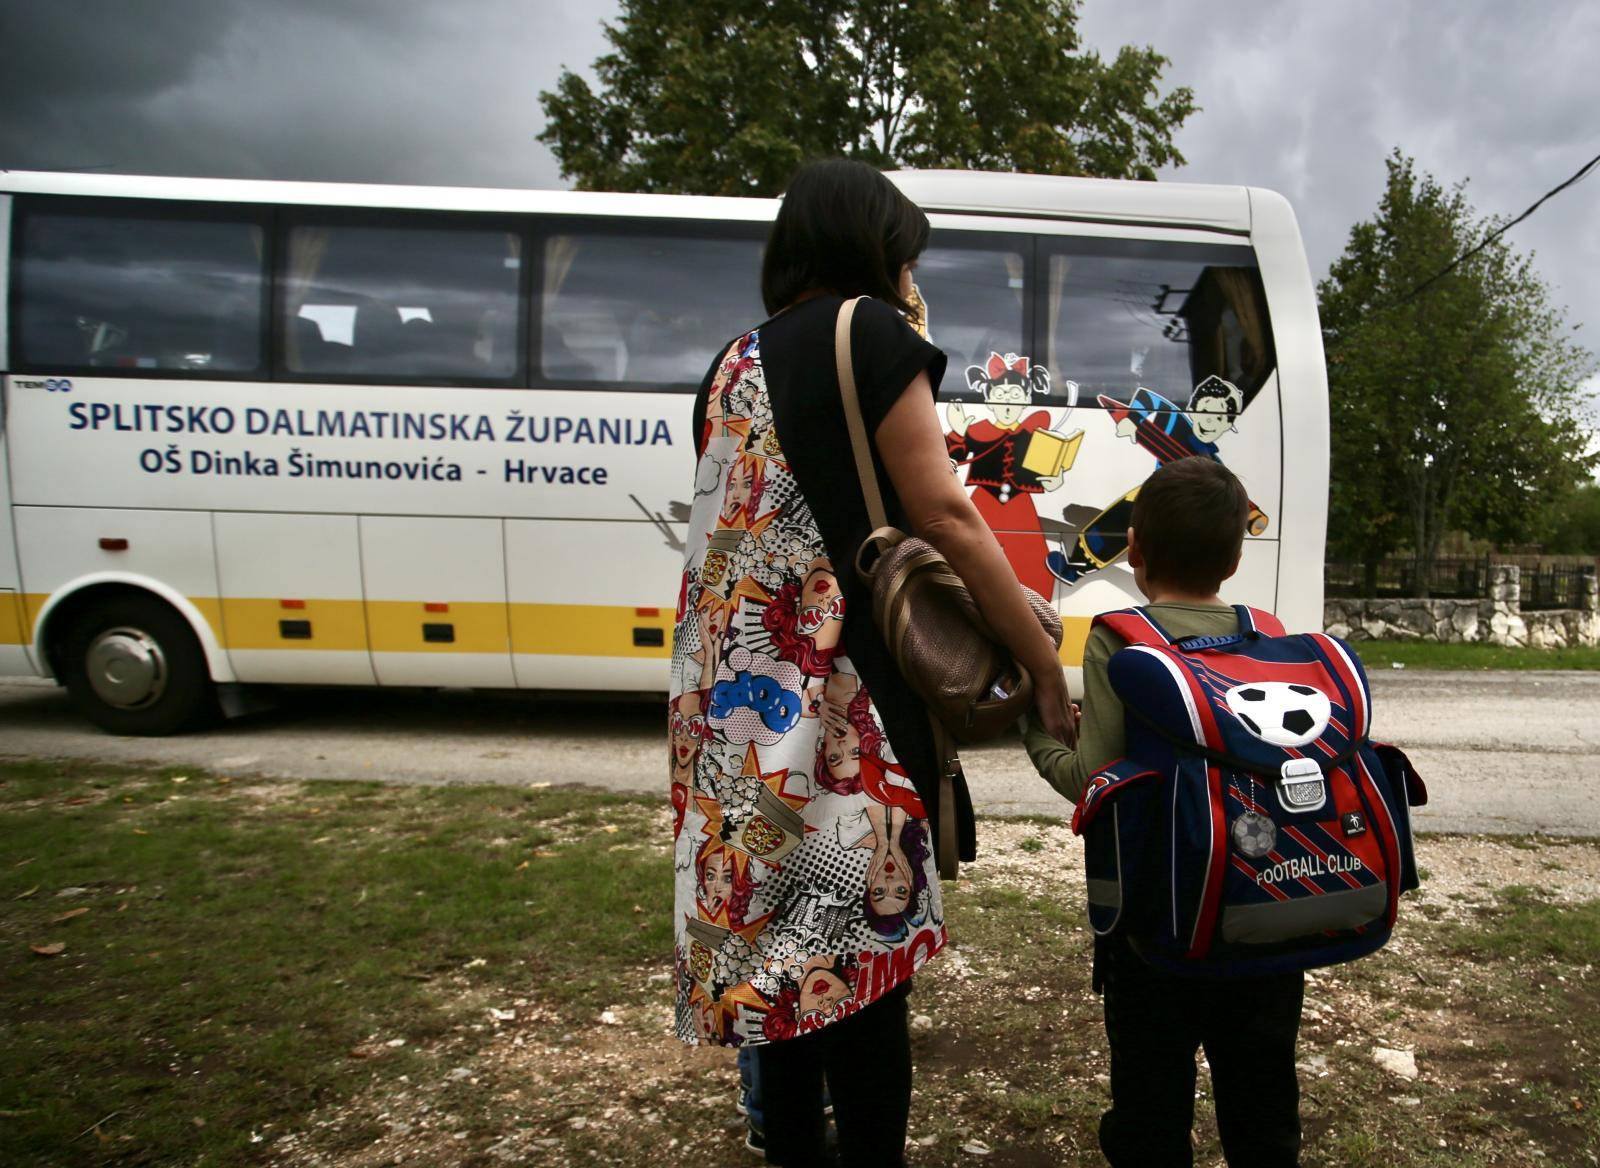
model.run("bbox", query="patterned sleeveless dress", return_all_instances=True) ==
[669,327,947,1048]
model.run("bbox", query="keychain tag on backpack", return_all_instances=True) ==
[1277,757,1327,814]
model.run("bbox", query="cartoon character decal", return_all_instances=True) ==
[1046,375,1270,587]
[944,352,1082,596]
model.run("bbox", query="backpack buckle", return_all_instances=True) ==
[1277,757,1327,814]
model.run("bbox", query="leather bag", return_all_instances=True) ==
[833,297,1065,874]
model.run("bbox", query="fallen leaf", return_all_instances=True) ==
[30,942,65,957]
[51,908,90,924]
[117,902,129,912]
[132,828,149,836]
[515,860,529,871]
[65,797,93,806]
[601,825,619,834]
[13,857,34,867]
[171,776,188,784]
[533,850,556,859]
[14,885,38,900]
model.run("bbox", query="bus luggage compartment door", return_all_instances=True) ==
[359,515,514,688]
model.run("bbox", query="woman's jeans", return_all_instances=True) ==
[756,981,913,1167]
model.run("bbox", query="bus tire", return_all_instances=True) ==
[61,594,217,736]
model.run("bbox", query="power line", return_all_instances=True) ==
[1384,149,1600,310]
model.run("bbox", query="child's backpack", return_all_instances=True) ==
[1071,605,1427,977]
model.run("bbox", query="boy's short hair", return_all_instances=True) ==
[1131,457,1249,593]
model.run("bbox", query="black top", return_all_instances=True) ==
[693,295,976,861]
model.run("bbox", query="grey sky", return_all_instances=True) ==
[2,0,1597,407]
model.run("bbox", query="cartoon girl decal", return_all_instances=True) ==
[945,352,1073,596]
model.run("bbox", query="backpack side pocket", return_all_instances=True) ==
[1372,743,1426,894]
[1074,759,1161,937]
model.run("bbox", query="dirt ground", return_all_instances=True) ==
[253,817,1600,1168]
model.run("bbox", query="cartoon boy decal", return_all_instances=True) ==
[945,353,1080,596]
[1047,375,1269,586]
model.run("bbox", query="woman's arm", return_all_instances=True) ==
[875,375,1076,745]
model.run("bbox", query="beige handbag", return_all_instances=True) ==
[833,298,1064,875]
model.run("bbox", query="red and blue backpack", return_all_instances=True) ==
[1071,605,1427,977]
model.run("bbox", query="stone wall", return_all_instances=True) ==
[1324,565,1599,649]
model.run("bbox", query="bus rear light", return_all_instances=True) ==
[424,602,449,613]
[280,599,306,609]
[634,607,660,617]
[98,538,129,551]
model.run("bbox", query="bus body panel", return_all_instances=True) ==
[213,512,375,685]
[0,171,1329,713]
[1246,187,1329,635]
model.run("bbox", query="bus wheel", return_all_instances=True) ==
[62,595,217,736]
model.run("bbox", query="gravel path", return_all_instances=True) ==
[2,669,1597,836]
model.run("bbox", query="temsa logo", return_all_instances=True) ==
[12,378,72,392]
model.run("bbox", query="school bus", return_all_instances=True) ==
[0,169,1327,733]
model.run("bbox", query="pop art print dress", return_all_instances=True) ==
[670,306,949,1048]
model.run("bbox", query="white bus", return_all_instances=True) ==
[0,169,1327,734]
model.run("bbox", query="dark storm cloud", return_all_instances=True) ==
[0,0,611,186]
[1081,0,1600,401]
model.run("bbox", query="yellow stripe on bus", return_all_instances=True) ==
[0,592,26,646]
[219,598,369,651]
[12,594,1095,666]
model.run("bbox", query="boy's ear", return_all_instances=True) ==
[1126,527,1143,568]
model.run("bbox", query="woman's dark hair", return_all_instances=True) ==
[761,159,930,315]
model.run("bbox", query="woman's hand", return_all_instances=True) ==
[1032,675,1078,748]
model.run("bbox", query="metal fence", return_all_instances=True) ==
[1324,556,1492,600]
[1326,557,1595,609]
[1520,563,1595,611]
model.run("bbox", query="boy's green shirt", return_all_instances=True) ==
[1025,602,1241,803]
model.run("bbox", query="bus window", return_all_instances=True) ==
[1039,238,1275,412]
[917,236,1030,399]
[537,228,763,390]
[14,206,265,374]
[281,220,522,382]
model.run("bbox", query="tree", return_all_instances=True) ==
[538,0,1196,196]
[1318,151,1597,591]
[1543,481,1600,555]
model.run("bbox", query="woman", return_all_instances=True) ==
[668,159,1074,1167]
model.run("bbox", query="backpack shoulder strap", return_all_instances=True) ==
[1092,606,1173,648]
[1234,605,1286,637]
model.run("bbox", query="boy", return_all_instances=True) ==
[1025,456,1304,1168]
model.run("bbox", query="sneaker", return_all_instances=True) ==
[735,1090,749,1118]
[743,1120,765,1156]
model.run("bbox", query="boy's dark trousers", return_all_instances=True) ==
[1097,936,1304,1168]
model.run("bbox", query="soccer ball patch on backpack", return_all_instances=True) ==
[1071,605,1427,977]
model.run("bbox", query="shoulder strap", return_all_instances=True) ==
[1235,605,1287,637]
[834,297,889,531]
[1092,606,1173,648]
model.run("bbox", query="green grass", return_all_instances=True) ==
[0,760,668,1165]
[1350,639,1600,671]
[1438,884,1600,964]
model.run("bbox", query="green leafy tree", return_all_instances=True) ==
[1318,151,1597,591]
[1543,480,1600,555]
[538,0,1196,196]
